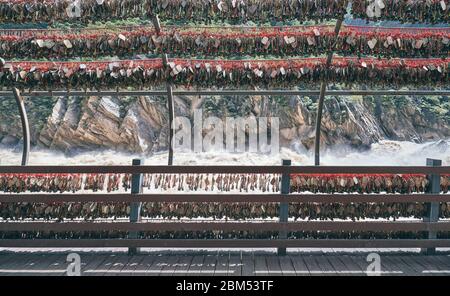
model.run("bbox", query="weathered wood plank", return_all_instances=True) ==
[4,253,54,276]
[241,255,254,276]
[302,255,321,276]
[1,253,44,276]
[147,254,168,275]
[228,254,241,276]
[92,254,121,276]
[347,255,368,275]
[15,253,50,276]
[133,254,156,275]
[413,256,448,275]
[387,256,418,276]
[41,254,67,276]
[424,255,450,275]
[336,254,364,275]
[289,255,310,275]
[201,254,217,276]
[265,256,282,275]
[105,255,132,276]
[430,255,450,269]
[0,252,34,273]
[6,254,64,276]
[314,254,336,276]
[159,255,179,276]
[2,252,450,276]
[215,253,229,276]
[377,255,403,276]
[254,255,269,276]
[326,255,350,276]
[278,256,295,276]
[120,255,145,276]
[187,255,204,276]
[408,256,431,275]
[85,254,110,274]
[396,256,426,275]
[0,253,21,266]
[173,255,193,276]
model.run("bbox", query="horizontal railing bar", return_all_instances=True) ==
[0,194,448,203]
[0,166,448,174]
[0,90,450,97]
[1,221,449,232]
[1,239,449,248]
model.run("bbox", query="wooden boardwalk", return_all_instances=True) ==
[0,251,449,276]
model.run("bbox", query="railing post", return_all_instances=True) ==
[278,159,291,256]
[421,158,442,255]
[12,88,30,166]
[128,158,144,255]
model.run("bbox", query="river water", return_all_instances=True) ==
[0,139,448,166]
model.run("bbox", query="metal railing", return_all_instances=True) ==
[0,159,449,255]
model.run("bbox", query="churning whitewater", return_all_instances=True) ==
[0,139,448,166]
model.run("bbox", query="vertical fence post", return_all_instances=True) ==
[128,158,144,255]
[421,158,442,255]
[13,88,30,166]
[278,159,291,256]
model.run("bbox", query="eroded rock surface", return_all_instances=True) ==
[0,94,448,154]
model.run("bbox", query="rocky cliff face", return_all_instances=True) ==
[0,93,448,154]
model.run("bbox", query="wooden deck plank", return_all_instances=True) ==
[413,255,449,274]
[40,254,67,276]
[314,254,336,276]
[159,255,180,276]
[407,256,431,275]
[302,255,321,276]
[377,255,403,276]
[0,253,34,272]
[2,252,450,276]
[173,255,193,276]
[289,254,310,275]
[0,252,21,266]
[1,254,50,276]
[215,253,229,276]
[91,254,122,276]
[187,255,205,276]
[5,254,64,276]
[119,255,145,276]
[82,254,111,275]
[105,254,133,276]
[228,254,241,276]
[12,253,49,275]
[372,254,401,276]
[396,256,426,274]
[147,254,168,275]
[387,256,419,276]
[326,255,350,276]
[430,255,450,268]
[2,253,52,276]
[133,254,156,275]
[265,256,282,276]
[254,255,269,276]
[424,255,450,274]
[336,254,364,275]
[347,255,369,275]
[278,256,296,276]
[432,255,450,266]
[241,255,254,276]
[201,254,217,276]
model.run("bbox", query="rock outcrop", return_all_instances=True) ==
[0,93,448,154]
